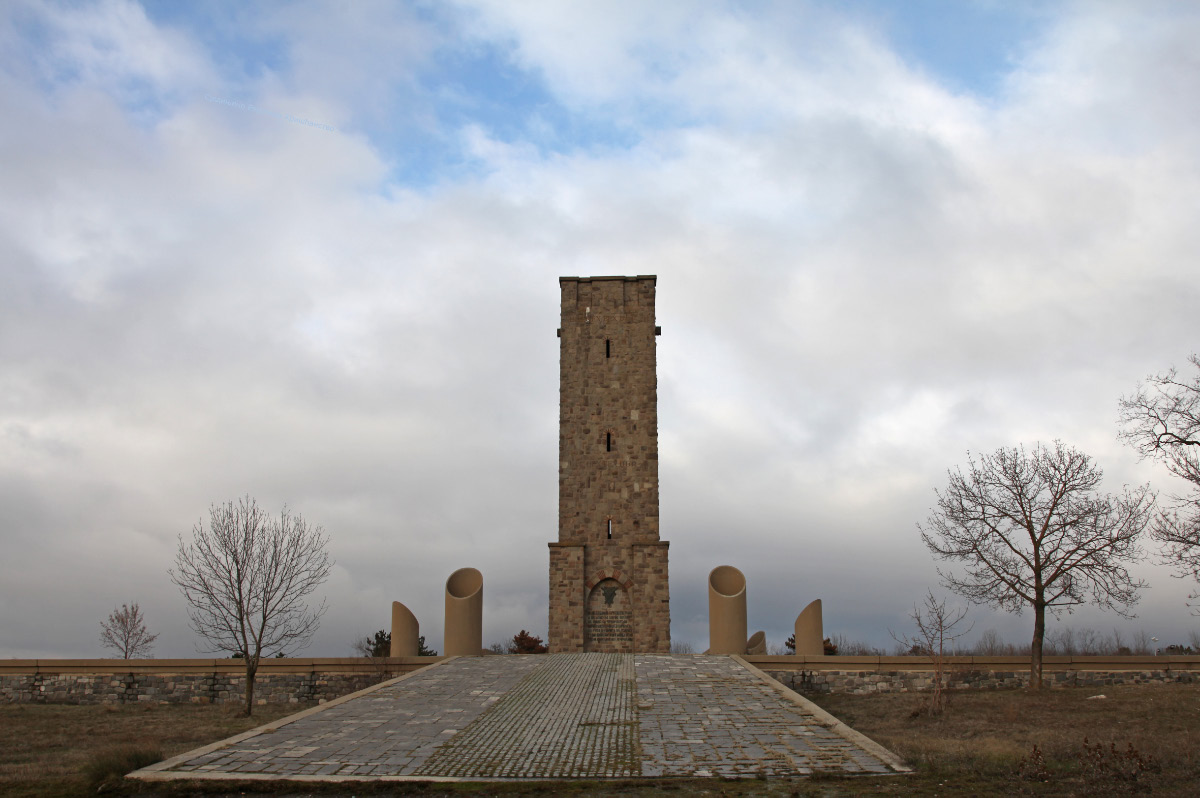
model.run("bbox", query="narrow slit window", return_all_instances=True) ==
[605,339,611,358]
[606,432,612,452]
[607,519,613,540]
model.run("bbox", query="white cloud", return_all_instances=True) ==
[0,1,1197,658]
[0,0,211,117]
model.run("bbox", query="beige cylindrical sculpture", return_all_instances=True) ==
[746,630,766,655]
[390,601,419,657]
[444,567,483,656]
[794,599,824,656]
[708,565,748,655]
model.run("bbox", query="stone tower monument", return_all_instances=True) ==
[548,275,670,653]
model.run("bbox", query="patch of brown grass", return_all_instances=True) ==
[0,702,301,798]
[83,744,164,793]
[810,682,1200,795]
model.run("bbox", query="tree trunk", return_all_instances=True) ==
[243,658,258,716]
[1030,602,1045,690]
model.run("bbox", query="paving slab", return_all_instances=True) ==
[132,654,909,783]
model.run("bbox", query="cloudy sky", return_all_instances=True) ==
[2,0,1198,659]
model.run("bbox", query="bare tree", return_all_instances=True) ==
[828,635,878,655]
[974,628,1011,656]
[920,441,1154,689]
[170,496,333,715]
[99,602,158,659]
[890,591,972,714]
[1119,354,1200,607]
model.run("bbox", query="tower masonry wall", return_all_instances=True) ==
[557,276,660,545]
[547,544,585,652]
[550,276,670,653]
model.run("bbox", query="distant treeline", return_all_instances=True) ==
[763,628,1200,657]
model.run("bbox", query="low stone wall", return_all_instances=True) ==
[7,654,1197,704]
[744,654,1200,695]
[0,657,444,705]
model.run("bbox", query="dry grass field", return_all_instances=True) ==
[1,682,1196,796]
[810,682,1200,796]
[0,702,299,797]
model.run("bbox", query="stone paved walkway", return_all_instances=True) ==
[134,654,908,782]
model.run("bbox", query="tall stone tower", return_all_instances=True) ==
[548,275,670,653]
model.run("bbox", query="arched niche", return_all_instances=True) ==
[584,578,633,652]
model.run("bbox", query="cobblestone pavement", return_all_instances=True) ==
[636,656,895,777]
[137,654,907,782]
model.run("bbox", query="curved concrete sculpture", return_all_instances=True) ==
[746,630,766,655]
[390,601,419,657]
[444,567,483,656]
[794,598,824,656]
[708,565,748,655]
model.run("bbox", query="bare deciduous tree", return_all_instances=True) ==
[1119,354,1200,607]
[974,628,1010,656]
[890,591,972,714]
[920,441,1154,689]
[99,602,158,659]
[827,634,878,655]
[170,496,333,715]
